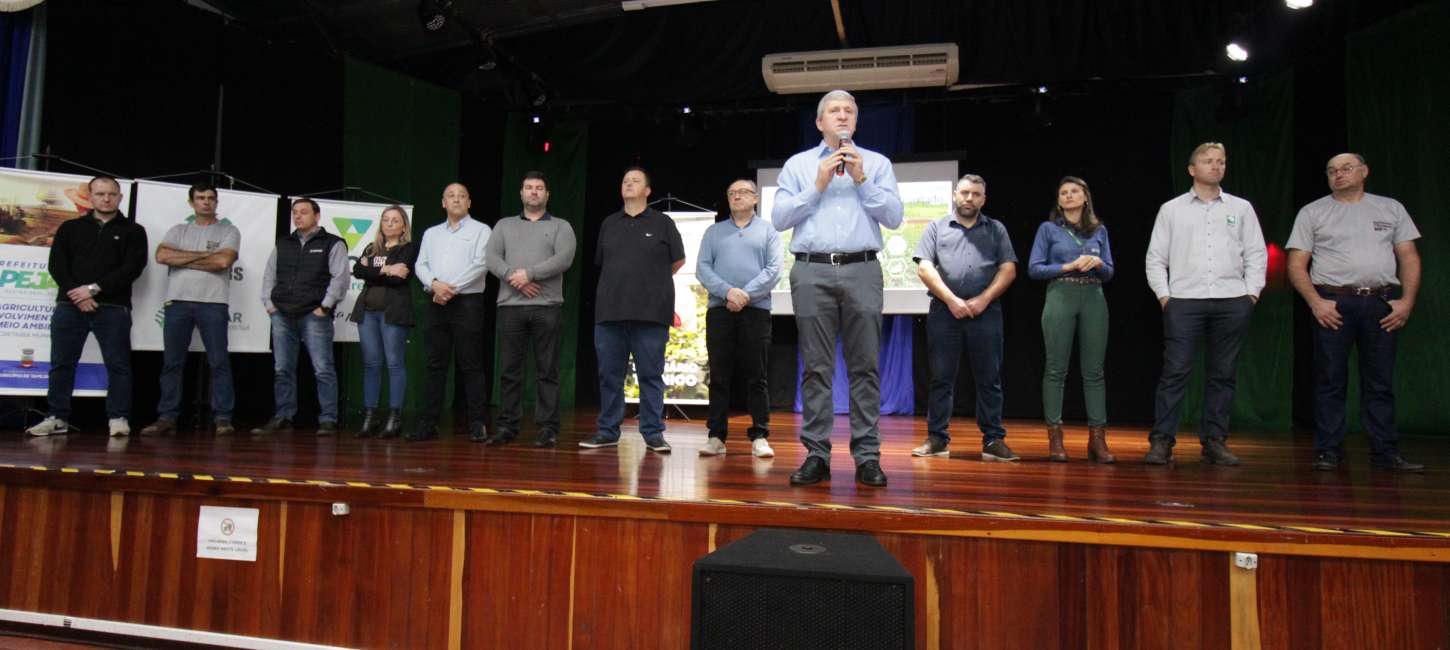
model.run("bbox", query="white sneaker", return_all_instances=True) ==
[698,437,727,456]
[751,437,775,458]
[108,418,131,437]
[26,416,70,436]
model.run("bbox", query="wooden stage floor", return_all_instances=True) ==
[2,411,1448,553]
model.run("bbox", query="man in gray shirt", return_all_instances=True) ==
[1287,153,1423,472]
[1144,142,1267,466]
[253,198,350,436]
[140,182,241,436]
[483,171,577,448]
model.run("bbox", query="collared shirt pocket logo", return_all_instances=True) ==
[1226,214,1237,226]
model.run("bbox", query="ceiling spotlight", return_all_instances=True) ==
[531,115,541,124]
[1225,42,1249,62]
[1036,85,1048,94]
[418,0,453,32]
[1285,0,1313,9]
[1237,76,1248,84]
[682,106,692,114]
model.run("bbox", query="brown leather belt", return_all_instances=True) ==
[1315,284,1392,297]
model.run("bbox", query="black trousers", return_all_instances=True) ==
[422,294,489,426]
[1150,296,1255,445]
[495,304,562,436]
[705,305,771,441]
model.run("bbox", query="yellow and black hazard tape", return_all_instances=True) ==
[6,462,1450,541]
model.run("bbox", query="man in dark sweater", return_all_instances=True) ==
[28,176,148,437]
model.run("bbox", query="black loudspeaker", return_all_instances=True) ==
[690,528,914,649]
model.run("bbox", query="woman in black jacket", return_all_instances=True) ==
[350,205,419,438]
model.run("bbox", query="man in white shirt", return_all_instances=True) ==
[411,182,492,442]
[1143,142,1267,466]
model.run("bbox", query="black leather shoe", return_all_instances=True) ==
[533,431,558,448]
[789,457,830,486]
[1200,439,1241,466]
[469,422,489,443]
[485,430,517,446]
[1371,454,1425,472]
[405,423,438,442]
[251,417,292,435]
[1143,438,1173,465]
[855,460,888,487]
[316,421,338,437]
[1311,451,1340,471]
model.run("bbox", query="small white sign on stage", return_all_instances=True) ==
[196,506,260,562]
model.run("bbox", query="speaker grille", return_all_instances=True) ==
[695,571,910,648]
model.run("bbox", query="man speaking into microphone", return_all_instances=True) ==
[772,89,903,487]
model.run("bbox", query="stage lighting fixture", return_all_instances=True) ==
[418,0,453,32]
[531,115,541,124]
[1225,42,1249,62]
[682,106,692,114]
[1285,0,1313,9]
[1237,76,1248,84]
[1035,86,1048,94]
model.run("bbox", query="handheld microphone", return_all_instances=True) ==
[835,130,851,176]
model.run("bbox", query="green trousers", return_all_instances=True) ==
[1041,281,1109,426]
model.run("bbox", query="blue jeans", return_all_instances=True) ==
[594,320,668,441]
[48,302,132,420]
[926,300,1006,444]
[157,301,235,422]
[1312,291,1400,460]
[270,311,338,423]
[358,310,409,409]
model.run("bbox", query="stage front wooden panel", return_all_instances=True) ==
[2,483,1449,649]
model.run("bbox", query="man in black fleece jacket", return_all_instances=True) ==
[27,176,148,437]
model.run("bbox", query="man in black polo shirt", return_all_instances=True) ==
[579,167,685,452]
[27,176,148,437]
[253,198,350,436]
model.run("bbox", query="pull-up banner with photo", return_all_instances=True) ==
[624,210,714,406]
[0,168,131,396]
[131,181,280,353]
[300,198,414,343]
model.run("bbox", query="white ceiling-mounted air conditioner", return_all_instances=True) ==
[761,43,960,95]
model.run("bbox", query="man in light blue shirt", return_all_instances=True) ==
[696,179,783,459]
[772,89,903,488]
[411,182,492,442]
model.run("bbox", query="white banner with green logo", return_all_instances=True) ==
[306,198,414,343]
[132,181,279,353]
[0,168,123,396]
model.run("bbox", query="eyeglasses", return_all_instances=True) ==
[1325,164,1361,176]
[727,189,757,197]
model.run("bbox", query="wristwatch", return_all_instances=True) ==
[86,283,100,297]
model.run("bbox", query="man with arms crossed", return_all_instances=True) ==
[141,182,241,436]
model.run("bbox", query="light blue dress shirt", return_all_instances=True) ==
[771,140,903,253]
[696,214,784,310]
[415,215,491,295]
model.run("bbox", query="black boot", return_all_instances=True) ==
[379,409,403,439]
[355,409,380,438]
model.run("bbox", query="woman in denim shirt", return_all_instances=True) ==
[1027,177,1115,463]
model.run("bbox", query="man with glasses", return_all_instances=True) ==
[772,89,903,487]
[696,179,782,458]
[1286,153,1424,472]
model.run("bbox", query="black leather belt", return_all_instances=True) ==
[1316,284,1392,297]
[793,251,877,265]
